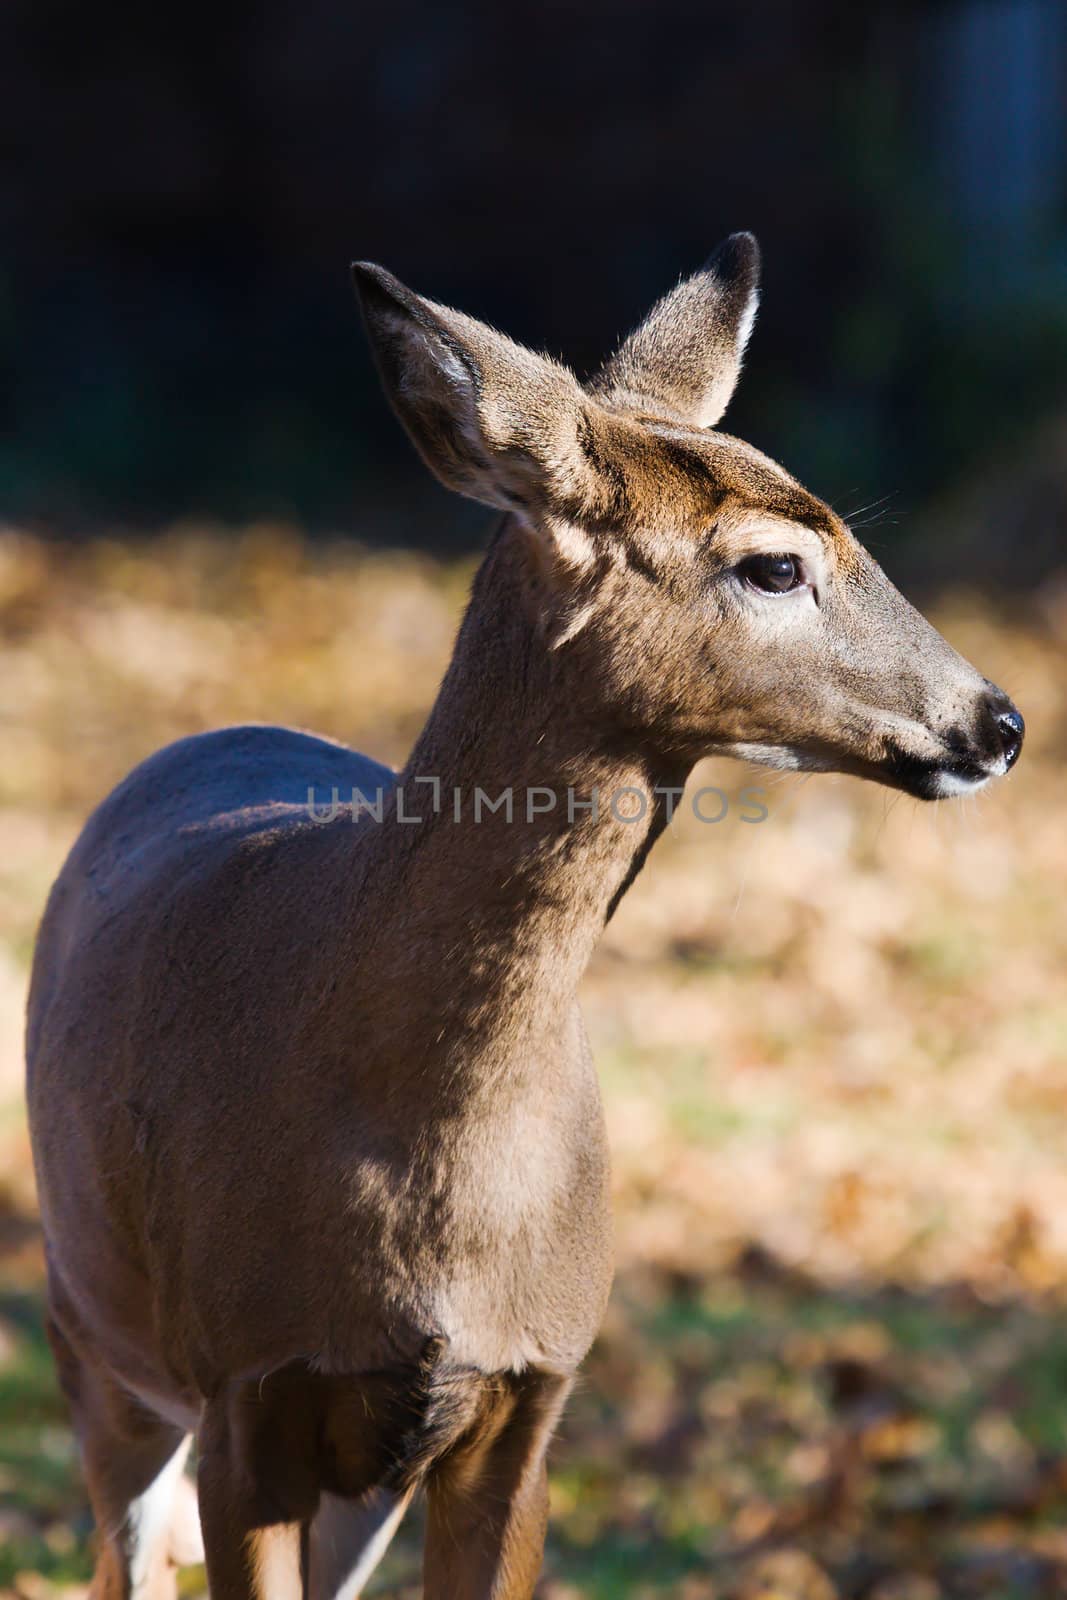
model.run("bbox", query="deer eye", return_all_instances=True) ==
[738,553,802,594]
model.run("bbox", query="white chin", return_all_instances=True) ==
[930,767,994,797]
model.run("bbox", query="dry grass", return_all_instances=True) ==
[1,525,1066,1598]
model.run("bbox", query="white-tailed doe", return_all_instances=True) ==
[27,234,1023,1600]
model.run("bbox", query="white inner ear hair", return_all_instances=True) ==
[386,308,473,402]
[736,284,760,359]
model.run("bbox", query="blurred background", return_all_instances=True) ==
[1,2,1067,1596]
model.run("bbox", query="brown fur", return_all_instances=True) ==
[26,236,1021,1600]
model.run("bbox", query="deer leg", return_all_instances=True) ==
[308,1486,413,1600]
[196,1382,323,1600]
[46,1314,192,1600]
[423,1369,571,1600]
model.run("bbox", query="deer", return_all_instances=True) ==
[26,232,1024,1600]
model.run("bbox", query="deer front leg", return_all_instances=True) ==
[45,1309,193,1600]
[308,1487,414,1600]
[197,1382,321,1600]
[422,1369,571,1600]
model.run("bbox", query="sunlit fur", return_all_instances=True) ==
[28,236,1021,1600]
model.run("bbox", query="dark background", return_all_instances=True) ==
[3,0,1066,565]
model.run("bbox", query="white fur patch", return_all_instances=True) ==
[549,517,597,574]
[248,1522,302,1600]
[329,1491,412,1600]
[931,766,996,797]
[548,599,598,651]
[169,1471,204,1566]
[736,285,760,357]
[126,1437,193,1598]
[722,742,831,773]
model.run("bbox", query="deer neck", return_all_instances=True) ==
[356,524,687,1052]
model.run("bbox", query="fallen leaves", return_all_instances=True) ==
[1,529,1066,1595]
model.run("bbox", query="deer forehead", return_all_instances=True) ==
[610,422,860,577]
[711,512,831,568]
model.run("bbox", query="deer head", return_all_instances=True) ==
[352,237,1023,799]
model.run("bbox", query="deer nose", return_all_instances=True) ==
[985,694,1023,774]
[994,704,1025,770]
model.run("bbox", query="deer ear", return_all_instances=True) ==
[352,262,594,514]
[590,232,760,429]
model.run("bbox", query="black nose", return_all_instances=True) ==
[994,704,1025,770]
